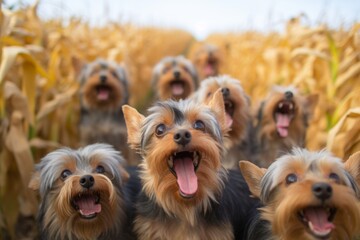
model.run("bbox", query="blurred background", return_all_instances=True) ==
[1,0,360,239]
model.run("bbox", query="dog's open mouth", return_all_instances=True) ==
[170,80,185,96]
[96,85,111,101]
[204,58,217,76]
[298,206,336,239]
[167,151,201,198]
[274,100,295,137]
[71,192,101,219]
[224,100,235,128]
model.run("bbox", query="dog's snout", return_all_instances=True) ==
[174,129,192,146]
[173,70,181,79]
[79,175,95,189]
[312,182,332,201]
[100,75,107,83]
[221,87,230,97]
[284,91,293,99]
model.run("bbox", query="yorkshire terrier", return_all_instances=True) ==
[151,55,199,101]
[122,90,259,240]
[253,86,318,167]
[240,148,360,240]
[193,75,252,169]
[29,143,134,240]
[78,59,138,165]
[191,43,222,81]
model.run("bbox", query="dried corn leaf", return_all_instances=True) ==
[0,46,47,85]
[36,86,77,121]
[327,108,360,159]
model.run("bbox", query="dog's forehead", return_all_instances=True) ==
[147,99,213,125]
[271,85,298,95]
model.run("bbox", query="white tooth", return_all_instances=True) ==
[279,103,283,108]
[290,104,294,109]
[174,152,177,156]
[168,157,173,168]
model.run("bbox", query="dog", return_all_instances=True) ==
[239,148,360,240]
[78,59,139,165]
[28,143,135,240]
[191,43,222,81]
[253,85,318,167]
[122,89,260,240]
[151,55,198,101]
[193,75,252,169]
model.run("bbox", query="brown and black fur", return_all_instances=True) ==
[122,90,259,240]
[151,55,198,101]
[253,86,318,167]
[78,59,139,165]
[29,144,138,240]
[191,43,222,81]
[240,148,360,240]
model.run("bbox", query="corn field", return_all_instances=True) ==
[0,1,359,238]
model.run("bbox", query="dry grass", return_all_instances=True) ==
[0,1,359,238]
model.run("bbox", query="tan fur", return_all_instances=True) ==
[255,87,318,167]
[30,151,128,240]
[344,151,360,186]
[194,76,251,169]
[191,43,223,81]
[239,160,266,198]
[240,152,360,240]
[123,93,232,240]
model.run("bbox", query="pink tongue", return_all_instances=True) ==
[77,196,101,216]
[174,157,198,197]
[204,64,214,76]
[171,83,184,96]
[276,113,291,137]
[97,89,109,100]
[304,207,335,233]
[225,113,233,128]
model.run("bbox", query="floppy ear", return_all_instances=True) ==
[344,151,360,186]
[239,160,266,198]
[28,171,40,191]
[207,88,227,133]
[122,105,145,149]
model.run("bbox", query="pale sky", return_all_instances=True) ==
[4,0,360,40]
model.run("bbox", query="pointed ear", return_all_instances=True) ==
[28,171,40,190]
[207,88,227,132]
[239,160,266,198]
[304,93,319,116]
[122,105,145,149]
[344,151,360,186]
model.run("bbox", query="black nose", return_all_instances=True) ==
[285,91,293,99]
[312,182,332,201]
[100,75,107,83]
[174,129,191,146]
[221,87,230,97]
[173,70,181,79]
[79,175,95,189]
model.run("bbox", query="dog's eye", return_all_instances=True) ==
[162,66,171,74]
[155,124,166,137]
[329,173,340,183]
[96,165,105,174]
[206,92,212,98]
[285,173,297,184]
[110,71,118,78]
[61,170,72,180]
[193,120,205,131]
